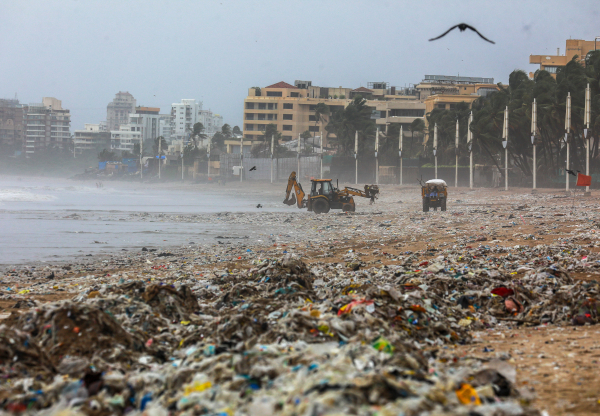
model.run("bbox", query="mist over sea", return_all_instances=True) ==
[0,176,286,266]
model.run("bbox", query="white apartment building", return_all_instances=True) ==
[110,116,142,154]
[74,123,110,155]
[170,99,223,145]
[23,97,71,155]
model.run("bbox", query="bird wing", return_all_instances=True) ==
[429,24,459,41]
[465,24,495,44]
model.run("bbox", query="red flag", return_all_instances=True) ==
[576,173,592,187]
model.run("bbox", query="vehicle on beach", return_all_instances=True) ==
[283,171,379,214]
[422,179,447,212]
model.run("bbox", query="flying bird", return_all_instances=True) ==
[249,166,257,171]
[429,23,495,44]
[566,169,577,177]
[256,204,263,208]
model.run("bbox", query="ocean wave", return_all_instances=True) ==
[0,189,57,202]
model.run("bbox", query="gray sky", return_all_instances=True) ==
[2,0,599,131]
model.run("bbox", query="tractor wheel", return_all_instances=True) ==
[441,198,447,211]
[422,198,429,212]
[313,198,330,214]
[342,203,355,212]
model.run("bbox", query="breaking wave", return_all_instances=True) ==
[0,189,57,202]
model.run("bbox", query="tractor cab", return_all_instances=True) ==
[310,179,334,198]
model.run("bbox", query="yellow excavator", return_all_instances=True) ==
[283,171,379,214]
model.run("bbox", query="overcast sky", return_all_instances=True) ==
[2,0,599,131]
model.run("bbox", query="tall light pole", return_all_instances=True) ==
[467,111,473,189]
[297,133,301,180]
[206,139,210,178]
[585,84,591,195]
[158,136,162,180]
[181,150,184,181]
[320,130,323,179]
[455,118,459,188]
[531,98,537,193]
[270,133,274,184]
[433,123,438,178]
[502,106,508,191]
[354,130,358,185]
[240,135,244,183]
[399,125,403,185]
[375,128,379,184]
[140,137,144,181]
[565,92,571,193]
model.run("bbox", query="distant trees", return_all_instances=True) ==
[426,51,600,182]
[190,122,207,147]
[98,149,117,162]
[325,95,375,155]
[232,125,242,135]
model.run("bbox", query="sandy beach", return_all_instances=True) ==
[1,178,600,415]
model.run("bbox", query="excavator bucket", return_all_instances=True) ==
[283,193,296,206]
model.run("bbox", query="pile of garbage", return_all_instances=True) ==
[0,255,554,415]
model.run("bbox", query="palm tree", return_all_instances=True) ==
[221,124,232,139]
[408,119,425,157]
[325,95,374,155]
[313,102,330,144]
[190,122,207,148]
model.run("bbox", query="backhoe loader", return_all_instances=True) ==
[283,171,379,214]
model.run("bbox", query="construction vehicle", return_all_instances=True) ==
[283,171,379,214]
[421,179,448,212]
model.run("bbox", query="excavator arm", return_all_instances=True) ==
[340,185,380,204]
[283,171,306,208]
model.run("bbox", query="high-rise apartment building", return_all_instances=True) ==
[74,124,110,156]
[170,99,223,145]
[131,107,161,142]
[23,97,71,155]
[530,39,599,78]
[242,81,427,144]
[107,92,136,131]
[0,98,27,151]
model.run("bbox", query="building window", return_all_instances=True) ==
[257,125,266,131]
[436,104,446,109]
[245,124,254,131]
[389,109,425,117]
[258,103,267,110]
[309,126,319,132]
[245,103,254,109]
[282,135,292,141]
[283,125,292,131]
[283,114,293,120]
[290,92,299,97]
[267,91,283,97]
[283,103,293,109]
[245,114,254,120]
[268,103,277,110]
[268,114,277,120]
[258,114,266,120]
[544,66,558,74]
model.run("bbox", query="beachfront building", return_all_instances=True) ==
[23,97,71,155]
[530,39,599,78]
[107,92,136,131]
[243,81,427,146]
[0,98,27,152]
[110,119,142,154]
[170,99,223,144]
[73,123,110,156]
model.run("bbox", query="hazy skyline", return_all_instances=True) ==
[2,0,599,131]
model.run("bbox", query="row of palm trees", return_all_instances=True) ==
[247,50,600,179]
[427,51,600,180]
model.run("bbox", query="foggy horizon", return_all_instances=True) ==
[2,0,599,130]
